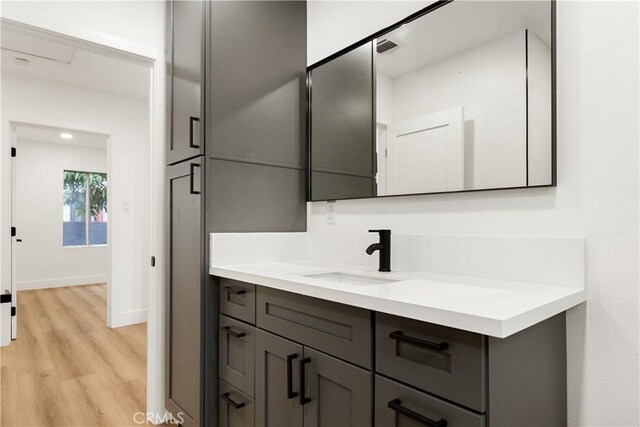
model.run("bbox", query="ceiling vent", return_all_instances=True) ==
[376,39,399,54]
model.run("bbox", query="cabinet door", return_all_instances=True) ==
[302,347,373,427]
[168,0,204,164]
[255,329,304,427]
[165,158,204,426]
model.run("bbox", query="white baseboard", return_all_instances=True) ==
[18,275,108,291]
[110,308,148,328]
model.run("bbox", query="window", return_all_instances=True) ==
[63,171,108,246]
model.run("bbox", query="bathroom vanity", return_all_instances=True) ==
[210,232,585,427]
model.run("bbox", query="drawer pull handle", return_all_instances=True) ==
[299,357,311,405]
[388,399,447,427]
[390,331,449,352]
[221,392,245,410]
[221,326,246,338]
[286,353,299,399]
[223,286,247,295]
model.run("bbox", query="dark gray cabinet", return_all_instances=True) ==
[310,41,375,201]
[256,286,373,369]
[165,158,205,426]
[219,315,255,397]
[219,380,255,427]
[376,313,486,412]
[216,278,568,427]
[254,328,373,427]
[166,1,307,425]
[220,279,256,325]
[375,375,485,427]
[255,329,304,427]
[303,347,373,427]
[168,0,204,164]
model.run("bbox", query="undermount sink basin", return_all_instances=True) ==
[304,271,398,286]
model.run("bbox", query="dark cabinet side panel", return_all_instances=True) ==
[488,313,567,427]
[208,159,306,232]
[209,0,307,168]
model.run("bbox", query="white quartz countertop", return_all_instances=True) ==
[210,260,586,338]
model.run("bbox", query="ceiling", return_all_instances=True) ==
[1,24,149,100]
[376,1,551,78]
[16,124,108,149]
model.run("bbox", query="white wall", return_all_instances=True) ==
[0,1,164,60]
[308,1,639,425]
[2,72,151,327]
[383,31,527,190]
[16,139,108,290]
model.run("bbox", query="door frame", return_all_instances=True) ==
[9,124,17,339]
[0,17,167,420]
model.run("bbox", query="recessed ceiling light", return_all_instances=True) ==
[60,133,73,140]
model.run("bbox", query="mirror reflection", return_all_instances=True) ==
[309,1,553,201]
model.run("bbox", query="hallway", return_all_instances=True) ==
[0,285,148,426]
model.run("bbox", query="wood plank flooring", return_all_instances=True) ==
[0,284,151,426]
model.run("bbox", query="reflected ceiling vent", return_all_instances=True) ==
[376,38,399,54]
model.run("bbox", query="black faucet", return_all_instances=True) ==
[366,229,391,272]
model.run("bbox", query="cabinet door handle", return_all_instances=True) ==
[221,392,245,410]
[189,163,201,195]
[223,286,246,295]
[389,331,449,352]
[299,357,311,405]
[286,353,299,399]
[388,399,447,427]
[189,116,200,149]
[221,326,245,338]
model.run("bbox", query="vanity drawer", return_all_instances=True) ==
[376,313,486,412]
[219,380,255,427]
[220,278,256,324]
[375,375,485,427]
[256,287,372,369]
[219,315,255,397]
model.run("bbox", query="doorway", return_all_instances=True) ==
[1,18,159,424]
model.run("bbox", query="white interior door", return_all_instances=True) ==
[387,107,464,194]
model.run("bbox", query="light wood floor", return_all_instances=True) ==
[0,284,150,426]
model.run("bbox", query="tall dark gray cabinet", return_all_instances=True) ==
[165,1,307,426]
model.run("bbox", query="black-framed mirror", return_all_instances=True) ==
[308,0,555,201]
